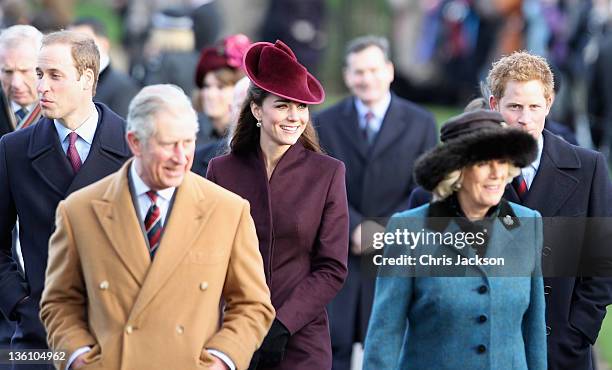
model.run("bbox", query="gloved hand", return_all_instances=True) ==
[248,319,290,369]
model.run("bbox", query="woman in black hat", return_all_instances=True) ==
[362,110,546,369]
[206,40,349,370]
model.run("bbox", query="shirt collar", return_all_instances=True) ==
[354,92,391,121]
[529,133,544,171]
[53,107,99,145]
[129,161,176,201]
[10,100,37,114]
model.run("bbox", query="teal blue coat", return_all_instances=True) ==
[363,201,546,370]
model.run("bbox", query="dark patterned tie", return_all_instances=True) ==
[513,174,528,201]
[363,111,375,144]
[66,132,82,173]
[15,108,27,122]
[144,191,163,258]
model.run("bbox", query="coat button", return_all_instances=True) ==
[477,344,487,354]
[542,246,552,257]
[126,325,134,334]
[99,281,109,290]
[478,285,488,294]
[199,282,209,291]
[176,325,184,335]
[544,285,552,295]
[478,315,487,323]
[546,326,551,336]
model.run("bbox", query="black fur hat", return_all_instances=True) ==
[414,110,538,191]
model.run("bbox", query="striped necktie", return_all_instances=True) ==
[15,108,27,122]
[145,191,163,258]
[513,174,528,201]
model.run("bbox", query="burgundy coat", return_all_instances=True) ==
[207,142,349,370]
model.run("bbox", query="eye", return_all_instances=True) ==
[298,103,308,110]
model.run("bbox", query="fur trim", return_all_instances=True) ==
[414,128,537,191]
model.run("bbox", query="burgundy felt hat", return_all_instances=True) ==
[243,40,325,105]
[194,34,251,88]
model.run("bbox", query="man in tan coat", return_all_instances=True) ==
[40,84,274,370]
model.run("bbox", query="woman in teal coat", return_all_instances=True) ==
[363,110,547,370]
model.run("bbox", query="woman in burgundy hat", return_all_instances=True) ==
[191,34,250,175]
[206,40,349,370]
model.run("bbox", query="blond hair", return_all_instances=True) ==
[432,164,521,202]
[486,51,554,101]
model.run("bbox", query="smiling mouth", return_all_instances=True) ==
[483,184,502,191]
[280,125,299,133]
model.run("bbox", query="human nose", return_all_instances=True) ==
[173,142,189,164]
[37,76,48,94]
[488,162,502,178]
[287,105,300,121]
[10,73,23,88]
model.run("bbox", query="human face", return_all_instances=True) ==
[490,80,552,140]
[343,45,394,107]
[36,43,95,124]
[200,72,234,124]
[128,109,197,191]
[0,44,38,107]
[252,94,309,150]
[457,159,510,220]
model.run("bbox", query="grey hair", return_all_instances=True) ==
[344,35,390,65]
[127,84,198,143]
[432,164,521,201]
[0,25,43,51]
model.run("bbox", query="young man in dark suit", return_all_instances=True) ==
[408,51,612,370]
[315,35,437,370]
[488,51,612,370]
[0,31,131,369]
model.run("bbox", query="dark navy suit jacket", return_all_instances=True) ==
[0,104,131,358]
[315,94,437,346]
[407,129,612,370]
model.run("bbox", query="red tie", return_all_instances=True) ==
[145,191,163,257]
[67,132,82,173]
[513,175,528,200]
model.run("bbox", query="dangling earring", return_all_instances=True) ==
[256,120,262,128]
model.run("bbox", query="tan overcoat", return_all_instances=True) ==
[40,160,274,370]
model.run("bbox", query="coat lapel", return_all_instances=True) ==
[522,130,580,216]
[128,173,217,320]
[92,160,150,286]
[337,98,368,159]
[29,118,75,197]
[370,96,408,160]
[67,105,130,194]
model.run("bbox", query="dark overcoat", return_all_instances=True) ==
[207,142,349,370]
[0,103,131,364]
[94,64,140,119]
[407,129,612,370]
[314,94,437,363]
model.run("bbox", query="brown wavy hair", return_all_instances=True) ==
[229,84,322,155]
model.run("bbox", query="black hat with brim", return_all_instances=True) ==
[414,110,538,192]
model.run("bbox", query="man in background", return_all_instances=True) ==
[315,35,437,370]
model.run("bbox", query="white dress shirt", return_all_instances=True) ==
[521,134,544,189]
[53,107,99,163]
[354,92,392,135]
